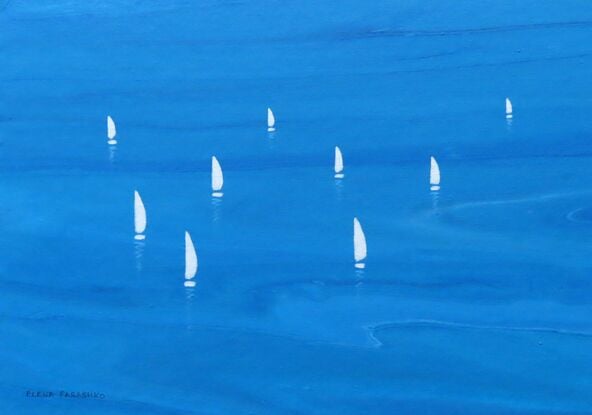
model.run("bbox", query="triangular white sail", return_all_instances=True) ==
[430,156,441,190]
[353,217,367,267]
[334,146,344,176]
[505,98,513,118]
[211,156,224,195]
[107,116,117,141]
[267,107,276,132]
[134,190,147,239]
[185,231,198,286]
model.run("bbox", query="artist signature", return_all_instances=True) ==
[25,390,105,399]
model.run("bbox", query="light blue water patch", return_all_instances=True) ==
[2,1,592,414]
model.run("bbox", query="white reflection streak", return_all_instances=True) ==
[133,240,145,272]
[108,144,117,163]
[430,189,440,210]
[211,195,222,223]
[184,285,195,331]
[334,176,344,201]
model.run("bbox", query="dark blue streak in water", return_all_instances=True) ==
[2,1,592,414]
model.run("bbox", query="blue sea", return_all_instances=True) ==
[2,1,592,413]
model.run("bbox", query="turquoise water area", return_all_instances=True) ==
[2,1,592,413]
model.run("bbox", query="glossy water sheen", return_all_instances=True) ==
[2,1,592,414]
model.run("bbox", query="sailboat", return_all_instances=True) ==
[211,156,224,197]
[184,231,198,287]
[505,98,513,119]
[134,190,147,240]
[430,156,441,191]
[334,146,344,179]
[353,217,367,269]
[267,107,276,132]
[107,115,117,145]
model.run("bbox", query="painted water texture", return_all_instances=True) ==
[2,1,592,414]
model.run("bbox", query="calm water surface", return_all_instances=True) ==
[2,1,592,413]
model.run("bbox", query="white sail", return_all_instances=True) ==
[185,231,198,282]
[267,107,275,131]
[107,116,116,140]
[430,156,440,186]
[134,190,147,238]
[505,98,513,117]
[211,156,224,194]
[353,217,367,266]
[334,146,344,174]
